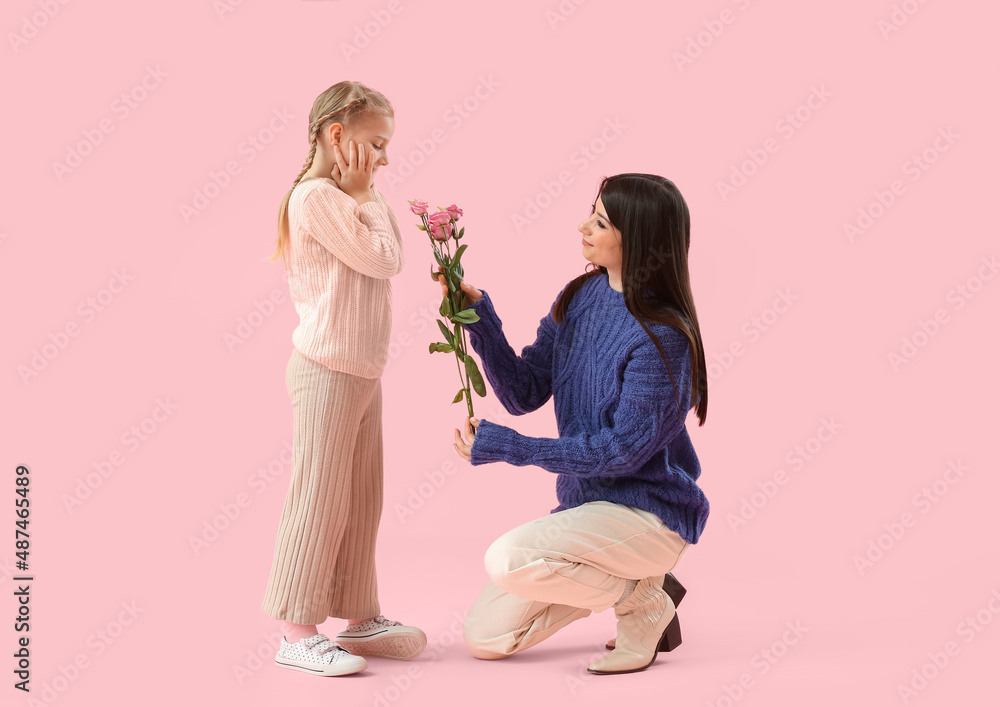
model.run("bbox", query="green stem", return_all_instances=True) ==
[452,330,466,403]
[460,323,474,418]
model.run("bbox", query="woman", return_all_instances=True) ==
[444,173,710,674]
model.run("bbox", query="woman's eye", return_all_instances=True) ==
[596,220,605,228]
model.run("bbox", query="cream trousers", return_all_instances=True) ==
[463,500,689,658]
[261,348,383,624]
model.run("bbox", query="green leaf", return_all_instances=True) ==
[452,389,465,404]
[416,224,427,231]
[465,356,487,396]
[452,244,468,269]
[459,226,465,238]
[429,342,455,354]
[452,308,481,325]
[439,297,452,318]
[436,319,454,346]
[430,267,444,282]
[433,249,444,266]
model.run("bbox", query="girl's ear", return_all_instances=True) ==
[325,122,344,147]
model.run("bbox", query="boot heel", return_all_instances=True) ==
[657,613,682,652]
[663,573,686,607]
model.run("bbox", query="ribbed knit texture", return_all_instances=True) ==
[262,349,383,624]
[466,273,710,544]
[287,178,405,379]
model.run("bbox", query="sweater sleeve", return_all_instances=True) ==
[469,332,691,475]
[464,288,557,416]
[301,185,405,279]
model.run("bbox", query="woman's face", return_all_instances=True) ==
[578,195,623,270]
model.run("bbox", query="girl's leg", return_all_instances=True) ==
[261,350,378,625]
[281,621,319,643]
[328,378,383,620]
[327,379,427,660]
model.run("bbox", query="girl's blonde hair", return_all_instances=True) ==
[266,81,394,269]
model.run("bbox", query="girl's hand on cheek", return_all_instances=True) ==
[331,140,375,203]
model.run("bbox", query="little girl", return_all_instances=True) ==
[448,173,710,675]
[262,81,426,677]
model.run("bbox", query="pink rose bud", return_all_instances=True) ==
[428,210,451,227]
[409,200,429,216]
[430,223,452,241]
[446,204,463,221]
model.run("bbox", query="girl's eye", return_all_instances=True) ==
[373,144,383,151]
[596,220,605,228]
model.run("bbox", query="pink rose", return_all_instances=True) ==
[409,200,429,216]
[427,210,452,227]
[446,204,463,221]
[430,223,453,241]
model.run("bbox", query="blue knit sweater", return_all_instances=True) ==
[466,272,709,544]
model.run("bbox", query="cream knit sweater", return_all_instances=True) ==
[286,177,405,379]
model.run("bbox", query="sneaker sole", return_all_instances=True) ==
[274,656,367,677]
[336,630,427,660]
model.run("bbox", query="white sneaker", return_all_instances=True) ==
[274,633,367,676]
[335,616,427,660]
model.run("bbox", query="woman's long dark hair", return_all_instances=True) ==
[553,173,708,426]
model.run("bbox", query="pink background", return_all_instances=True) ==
[3,0,999,705]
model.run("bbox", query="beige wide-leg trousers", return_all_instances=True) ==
[262,348,383,624]
[463,501,689,658]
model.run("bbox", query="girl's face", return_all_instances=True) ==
[327,113,395,177]
[578,195,623,270]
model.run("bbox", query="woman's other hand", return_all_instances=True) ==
[454,417,480,461]
[435,266,483,308]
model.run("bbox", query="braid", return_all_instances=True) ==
[289,97,370,190]
[291,142,318,190]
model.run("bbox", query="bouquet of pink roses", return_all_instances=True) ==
[408,199,486,418]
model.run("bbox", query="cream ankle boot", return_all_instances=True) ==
[587,574,681,674]
[605,572,686,650]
